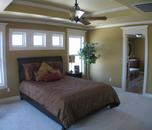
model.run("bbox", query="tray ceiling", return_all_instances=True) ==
[0,0,152,28]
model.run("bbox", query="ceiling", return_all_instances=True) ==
[0,0,152,29]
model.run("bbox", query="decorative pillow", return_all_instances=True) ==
[23,63,40,80]
[41,70,62,82]
[35,62,62,81]
[35,62,53,81]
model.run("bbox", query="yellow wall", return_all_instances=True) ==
[87,25,152,93]
[0,22,69,98]
[147,25,152,93]
[131,38,145,61]
[1,22,152,99]
[86,27,122,87]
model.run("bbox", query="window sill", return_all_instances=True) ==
[0,87,9,92]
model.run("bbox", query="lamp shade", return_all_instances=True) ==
[69,55,75,63]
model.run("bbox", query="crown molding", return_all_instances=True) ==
[93,20,152,29]
[121,25,148,31]
[1,14,151,30]
[0,15,89,30]
[13,0,70,14]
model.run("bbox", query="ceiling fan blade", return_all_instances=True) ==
[85,16,107,20]
[80,19,91,25]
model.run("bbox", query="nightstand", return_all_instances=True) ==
[66,72,82,78]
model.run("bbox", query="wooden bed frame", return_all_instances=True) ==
[17,56,66,130]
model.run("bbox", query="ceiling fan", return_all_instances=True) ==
[70,0,107,25]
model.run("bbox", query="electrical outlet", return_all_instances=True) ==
[7,88,10,92]
[109,77,112,83]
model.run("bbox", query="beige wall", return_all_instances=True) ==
[147,25,152,93]
[131,37,145,61]
[1,22,152,99]
[0,22,69,98]
[87,25,152,93]
[86,27,122,87]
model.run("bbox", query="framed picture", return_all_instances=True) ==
[74,65,79,74]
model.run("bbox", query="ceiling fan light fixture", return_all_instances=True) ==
[136,34,143,38]
[75,10,84,18]
[70,0,107,25]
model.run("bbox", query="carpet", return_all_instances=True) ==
[0,88,152,130]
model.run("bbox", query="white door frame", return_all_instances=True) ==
[121,25,148,95]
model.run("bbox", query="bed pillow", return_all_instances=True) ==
[41,70,62,82]
[23,63,40,80]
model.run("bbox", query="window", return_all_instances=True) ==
[9,29,65,50]
[52,33,64,48]
[33,33,46,47]
[12,32,26,46]
[68,29,85,73]
[0,24,7,88]
[9,31,26,50]
[0,32,4,86]
[69,37,82,55]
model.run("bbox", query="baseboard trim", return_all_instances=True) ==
[0,96,20,103]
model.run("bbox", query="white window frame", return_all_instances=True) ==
[51,32,65,49]
[67,29,86,74]
[0,23,7,89]
[9,28,65,50]
[9,29,26,50]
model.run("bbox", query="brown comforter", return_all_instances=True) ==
[20,76,120,128]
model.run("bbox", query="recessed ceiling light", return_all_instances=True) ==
[136,34,142,38]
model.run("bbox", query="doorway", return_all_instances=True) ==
[121,25,148,95]
[126,35,145,94]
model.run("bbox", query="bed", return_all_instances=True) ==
[17,56,120,130]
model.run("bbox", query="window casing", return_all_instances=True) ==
[68,29,85,74]
[0,24,7,89]
[0,32,4,86]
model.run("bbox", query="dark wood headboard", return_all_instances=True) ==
[17,56,63,82]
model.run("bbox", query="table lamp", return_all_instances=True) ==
[69,55,75,73]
